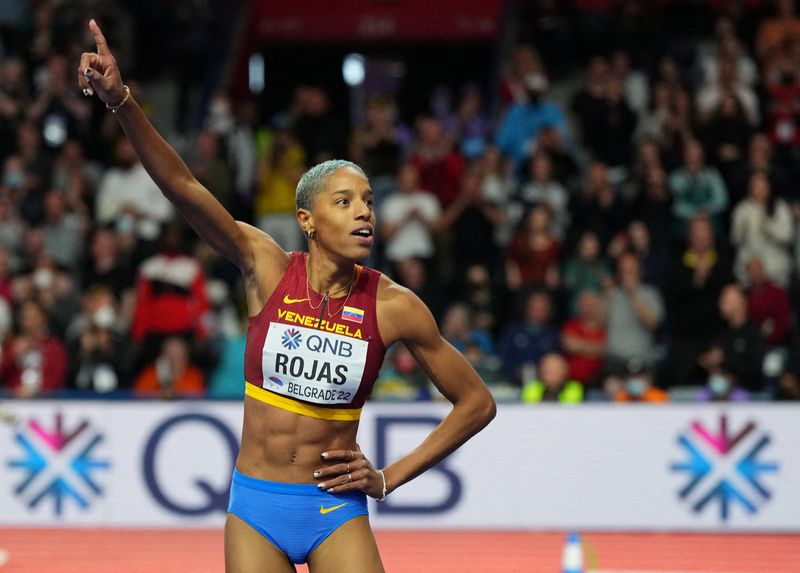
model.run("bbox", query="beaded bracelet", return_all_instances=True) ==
[106,85,131,113]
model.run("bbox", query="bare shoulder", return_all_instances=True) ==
[376,273,437,346]
[236,221,292,308]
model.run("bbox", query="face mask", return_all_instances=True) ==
[627,377,646,397]
[3,170,23,189]
[709,374,730,396]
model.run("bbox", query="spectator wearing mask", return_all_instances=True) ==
[607,364,668,403]
[697,284,765,392]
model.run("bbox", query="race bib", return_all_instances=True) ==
[261,322,368,405]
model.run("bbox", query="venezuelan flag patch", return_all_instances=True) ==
[342,306,364,324]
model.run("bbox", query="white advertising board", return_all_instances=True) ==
[0,400,797,531]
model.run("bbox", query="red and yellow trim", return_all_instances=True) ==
[245,383,362,421]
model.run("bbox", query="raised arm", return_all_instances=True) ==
[77,19,273,273]
[376,279,496,495]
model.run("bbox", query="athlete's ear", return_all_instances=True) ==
[296,208,313,235]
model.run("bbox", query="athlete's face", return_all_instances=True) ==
[303,167,375,261]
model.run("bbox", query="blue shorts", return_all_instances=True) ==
[227,469,369,564]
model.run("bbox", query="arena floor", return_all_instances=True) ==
[0,529,798,572]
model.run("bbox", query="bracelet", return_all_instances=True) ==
[376,469,387,502]
[106,85,131,113]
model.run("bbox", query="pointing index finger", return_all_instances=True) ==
[89,19,111,56]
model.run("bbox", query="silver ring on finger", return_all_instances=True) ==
[347,473,352,482]
[82,88,91,96]
[346,463,351,473]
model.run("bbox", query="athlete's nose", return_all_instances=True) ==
[354,200,372,221]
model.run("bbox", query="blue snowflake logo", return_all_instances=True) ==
[7,413,110,516]
[671,414,778,521]
[281,328,302,350]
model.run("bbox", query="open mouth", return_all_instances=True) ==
[351,227,374,238]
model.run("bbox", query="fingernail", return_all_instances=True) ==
[84,68,93,78]
[321,453,328,459]
[327,487,335,493]
[317,482,326,489]
[87,88,94,96]
[313,471,321,478]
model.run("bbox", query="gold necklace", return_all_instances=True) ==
[305,257,357,317]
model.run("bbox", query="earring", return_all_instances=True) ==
[307,229,315,239]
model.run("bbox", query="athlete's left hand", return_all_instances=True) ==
[314,445,386,499]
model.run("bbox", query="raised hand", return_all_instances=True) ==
[77,19,126,107]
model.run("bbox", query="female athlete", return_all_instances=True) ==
[78,19,495,572]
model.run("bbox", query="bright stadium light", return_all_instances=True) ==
[342,53,365,86]
[249,53,265,94]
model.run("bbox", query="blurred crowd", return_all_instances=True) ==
[1,0,800,404]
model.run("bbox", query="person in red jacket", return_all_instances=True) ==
[0,298,67,398]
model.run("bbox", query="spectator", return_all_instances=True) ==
[699,93,754,183]
[605,252,665,372]
[41,189,86,272]
[521,352,583,403]
[571,161,628,247]
[584,77,638,168]
[728,133,790,205]
[668,215,734,386]
[189,129,235,213]
[561,290,607,385]
[607,364,668,403]
[628,166,673,246]
[95,137,175,242]
[409,115,465,208]
[444,84,492,160]
[66,285,130,394]
[497,289,560,385]
[698,284,765,392]
[496,71,571,172]
[744,256,792,347]
[695,370,751,402]
[0,298,67,398]
[561,230,611,314]
[518,152,570,238]
[756,0,800,61]
[669,140,729,238]
[130,224,210,370]
[730,173,794,287]
[380,163,441,269]
[393,257,442,321]
[133,336,205,399]
[506,203,560,291]
[81,226,135,304]
[438,166,505,280]
[440,303,494,366]
[291,85,348,164]
[253,122,305,253]
[350,96,408,200]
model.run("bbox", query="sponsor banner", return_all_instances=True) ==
[1,401,798,530]
[251,0,502,41]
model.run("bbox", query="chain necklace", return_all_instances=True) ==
[305,256,357,318]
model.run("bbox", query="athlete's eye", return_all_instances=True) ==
[336,198,349,206]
